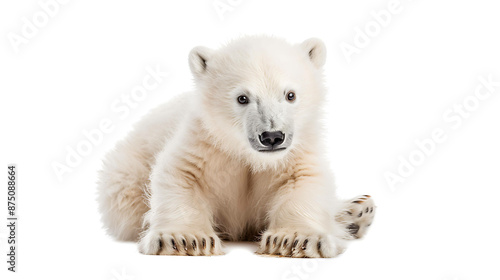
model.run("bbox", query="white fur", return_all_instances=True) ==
[97,36,375,257]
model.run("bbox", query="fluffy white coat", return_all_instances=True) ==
[97,36,375,258]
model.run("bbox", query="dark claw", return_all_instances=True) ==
[273,236,278,248]
[171,239,177,251]
[158,238,163,250]
[210,237,215,248]
[202,238,206,249]
[182,238,187,251]
[317,241,322,251]
[192,239,197,250]
[370,207,373,213]
[283,239,288,247]
[353,200,362,204]
[365,207,369,213]
[266,236,271,246]
[292,239,299,250]
[301,239,308,250]
[346,211,353,216]
[358,211,363,217]
[347,223,360,235]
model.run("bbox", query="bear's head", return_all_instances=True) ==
[189,36,327,170]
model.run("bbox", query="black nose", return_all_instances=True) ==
[259,131,285,147]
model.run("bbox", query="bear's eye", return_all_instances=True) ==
[286,91,296,102]
[237,95,249,105]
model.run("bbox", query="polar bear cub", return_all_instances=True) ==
[97,36,375,258]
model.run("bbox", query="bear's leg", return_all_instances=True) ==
[138,186,223,256]
[256,165,348,258]
[335,195,376,240]
[138,156,223,256]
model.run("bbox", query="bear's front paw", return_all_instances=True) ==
[256,230,346,258]
[139,229,223,256]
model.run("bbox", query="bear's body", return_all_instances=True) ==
[97,36,375,257]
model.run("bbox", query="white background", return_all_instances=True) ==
[1,0,500,279]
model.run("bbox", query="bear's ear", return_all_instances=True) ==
[300,38,327,69]
[189,46,214,79]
